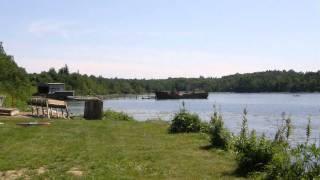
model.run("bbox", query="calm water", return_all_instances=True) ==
[68,93,320,143]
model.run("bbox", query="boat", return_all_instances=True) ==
[141,96,154,99]
[155,91,208,100]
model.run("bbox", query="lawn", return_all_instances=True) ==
[0,117,243,179]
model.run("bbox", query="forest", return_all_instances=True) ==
[30,66,320,95]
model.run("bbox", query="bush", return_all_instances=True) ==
[235,130,274,176]
[209,110,232,150]
[103,109,134,121]
[266,118,320,179]
[169,103,201,133]
[200,121,210,133]
[234,109,274,175]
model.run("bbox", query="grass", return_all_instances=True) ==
[0,117,243,179]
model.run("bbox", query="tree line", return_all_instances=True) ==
[29,65,320,95]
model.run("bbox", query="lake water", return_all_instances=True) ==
[68,93,320,144]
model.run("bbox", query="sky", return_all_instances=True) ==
[1,0,320,79]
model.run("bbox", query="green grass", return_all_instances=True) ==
[0,117,243,179]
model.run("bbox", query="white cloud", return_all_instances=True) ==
[27,20,95,39]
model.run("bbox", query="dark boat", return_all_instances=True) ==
[155,91,208,100]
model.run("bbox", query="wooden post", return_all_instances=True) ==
[56,108,59,118]
[60,108,64,118]
[50,107,52,117]
[42,106,45,117]
[46,100,50,119]
[66,104,70,119]
[36,105,39,117]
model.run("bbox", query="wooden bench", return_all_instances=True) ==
[27,97,70,119]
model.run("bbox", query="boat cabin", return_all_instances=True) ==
[36,83,74,100]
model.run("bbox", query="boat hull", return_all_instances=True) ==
[155,91,208,100]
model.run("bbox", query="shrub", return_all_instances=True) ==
[103,109,134,121]
[234,109,274,175]
[209,110,232,150]
[169,102,201,133]
[200,121,210,133]
[235,130,274,176]
[266,117,320,179]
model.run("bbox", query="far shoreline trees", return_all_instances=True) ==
[29,66,320,95]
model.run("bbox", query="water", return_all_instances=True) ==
[68,93,320,144]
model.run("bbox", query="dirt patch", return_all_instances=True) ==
[67,167,83,177]
[37,166,47,175]
[0,168,28,180]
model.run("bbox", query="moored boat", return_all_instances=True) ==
[155,91,208,100]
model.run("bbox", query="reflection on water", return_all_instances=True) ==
[68,93,320,144]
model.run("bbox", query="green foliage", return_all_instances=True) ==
[169,103,201,133]
[274,113,292,144]
[0,52,33,109]
[266,143,320,179]
[231,112,320,179]
[199,121,210,133]
[103,109,134,121]
[266,117,320,179]
[306,117,312,143]
[235,130,274,176]
[234,109,274,176]
[29,67,320,95]
[209,108,232,150]
[240,108,249,140]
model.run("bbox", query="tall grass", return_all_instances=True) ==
[208,106,232,150]
[103,109,135,121]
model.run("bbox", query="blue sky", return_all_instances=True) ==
[1,0,320,78]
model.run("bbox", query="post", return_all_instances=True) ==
[60,108,64,118]
[46,100,50,119]
[42,106,45,117]
[36,105,39,117]
[50,107,52,117]
[56,108,59,118]
[66,104,70,119]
